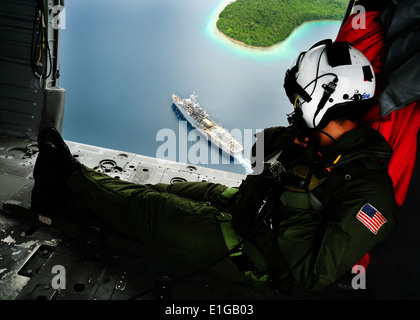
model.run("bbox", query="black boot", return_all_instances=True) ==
[31,128,80,211]
[38,127,80,178]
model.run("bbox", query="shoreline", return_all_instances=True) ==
[211,0,341,50]
[211,0,275,51]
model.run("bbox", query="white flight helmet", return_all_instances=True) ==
[284,40,375,129]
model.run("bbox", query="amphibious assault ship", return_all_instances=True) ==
[172,93,243,156]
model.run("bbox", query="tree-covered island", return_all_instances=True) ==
[216,0,349,47]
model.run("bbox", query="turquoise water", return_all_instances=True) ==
[205,2,341,63]
[60,0,342,174]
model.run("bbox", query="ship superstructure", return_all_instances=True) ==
[172,93,243,156]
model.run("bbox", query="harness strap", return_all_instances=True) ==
[311,148,393,213]
[217,212,270,282]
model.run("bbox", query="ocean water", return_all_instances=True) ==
[60,0,342,174]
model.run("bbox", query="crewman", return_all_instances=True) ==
[31,40,399,296]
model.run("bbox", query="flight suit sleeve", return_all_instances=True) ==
[276,170,399,291]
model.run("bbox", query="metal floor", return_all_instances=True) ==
[0,134,282,300]
[1,132,419,300]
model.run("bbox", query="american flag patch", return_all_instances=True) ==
[356,203,387,235]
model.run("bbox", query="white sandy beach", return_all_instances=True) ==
[209,0,284,52]
[209,0,342,58]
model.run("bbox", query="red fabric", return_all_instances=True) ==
[336,12,387,76]
[370,102,420,207]
[336,11,420,207]
[335,12,420,270]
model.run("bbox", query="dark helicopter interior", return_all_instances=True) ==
[0,0,419,302]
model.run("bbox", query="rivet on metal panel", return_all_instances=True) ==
[115,272,128,291]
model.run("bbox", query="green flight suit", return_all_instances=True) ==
[64,124,399,294]
[231,124,399,292]
[66,168,250,282]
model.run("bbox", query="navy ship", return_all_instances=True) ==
[172,93,244,156]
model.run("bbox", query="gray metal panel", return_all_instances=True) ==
[0,0,40,138]
[0,135,249,300]
[0,0,65,139]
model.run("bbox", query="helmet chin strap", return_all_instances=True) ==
[319,130,338,145]
[287,109,337,146]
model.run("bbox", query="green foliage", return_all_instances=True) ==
[216,0,348,47]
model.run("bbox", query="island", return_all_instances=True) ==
[216,0,349,47]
